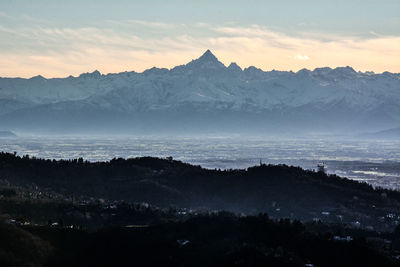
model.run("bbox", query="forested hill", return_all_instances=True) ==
[1,152,399,230]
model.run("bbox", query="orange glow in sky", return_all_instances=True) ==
[1,1,399,77]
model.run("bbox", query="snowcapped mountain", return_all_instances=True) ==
[0,50,399,135]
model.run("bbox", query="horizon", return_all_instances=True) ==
[1,49,398,79]
[1,0,399,78]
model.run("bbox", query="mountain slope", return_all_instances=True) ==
[0,50,399,135]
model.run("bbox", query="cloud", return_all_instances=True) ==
[105,19,177,30]
[205,25,400,73]
[296,55,310,60]
[0,20,399,78]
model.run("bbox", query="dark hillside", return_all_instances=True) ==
[1,152,399,230]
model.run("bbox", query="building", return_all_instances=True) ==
[317,163,327,174]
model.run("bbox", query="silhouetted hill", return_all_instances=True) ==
[360,127,400,139]
[16,213,398,267]
[0,221,53,267]
[1,152,399,231]
[0,131,16,137]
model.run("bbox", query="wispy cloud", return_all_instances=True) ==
[296,55,310,60]
[105,19,177,29]
[0,19,399,77]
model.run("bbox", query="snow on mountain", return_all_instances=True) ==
[0,70,138,104]
[87,51,399,113]
[0,50,399,134]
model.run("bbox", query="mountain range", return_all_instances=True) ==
[0,50,399,135]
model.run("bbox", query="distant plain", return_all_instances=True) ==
[1,136,399,189]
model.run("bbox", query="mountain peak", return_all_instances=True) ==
[332,66,356,74]
[199,49,217,61]
[187,50,225,69]
[228,62,242,72]
[30,75,46,80]
[79,70,102,79]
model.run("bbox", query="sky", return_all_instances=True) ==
[0,0,399,78]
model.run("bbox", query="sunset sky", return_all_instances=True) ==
[1,0,399,78]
